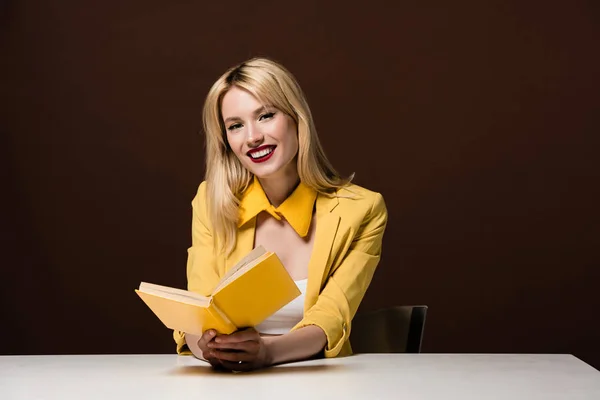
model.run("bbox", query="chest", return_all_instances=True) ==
[253,211,316,280]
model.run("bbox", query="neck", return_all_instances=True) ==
[258,167,300,207]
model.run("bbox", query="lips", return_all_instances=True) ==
[247,145,276,163]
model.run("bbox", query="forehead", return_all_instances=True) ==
[221,86,266,117]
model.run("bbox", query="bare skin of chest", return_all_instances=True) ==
[253,211,316,281]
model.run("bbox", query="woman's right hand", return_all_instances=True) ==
[185,330,223,369]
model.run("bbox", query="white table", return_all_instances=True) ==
[1,354,598,399]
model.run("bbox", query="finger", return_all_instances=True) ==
[198,330,217,350]
[219,360,254,372]
[205,357,221,367]
[208,340,259,353]
[210,349,256,362]
[214,328,259,344]
[203,351,226,367]
[207,359,230,372]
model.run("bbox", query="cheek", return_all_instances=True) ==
[287,126,299,153]
[226,134,241,154]
[226,137,249,164]
[276,119,299,150]
[286,135,299,158]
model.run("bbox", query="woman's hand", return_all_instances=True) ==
[206,328,272,371]
[185,331,225,370]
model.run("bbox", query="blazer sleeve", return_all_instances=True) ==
[173,181,222,354]
[291,192,388,357]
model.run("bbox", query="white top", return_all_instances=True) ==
[256,279,307,335]
[1,354,598,399]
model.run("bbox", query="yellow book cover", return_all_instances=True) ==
[211,252,301,328]
[135,246,300,335]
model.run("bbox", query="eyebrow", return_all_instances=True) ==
[223,105,273,124]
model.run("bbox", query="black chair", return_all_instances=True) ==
[350,305,428,353]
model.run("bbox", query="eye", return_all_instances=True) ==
[227,123,242,132]
[259,112,275,121]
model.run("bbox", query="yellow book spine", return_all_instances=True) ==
[205,302,237,334]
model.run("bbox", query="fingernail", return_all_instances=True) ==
[208,330,215,337]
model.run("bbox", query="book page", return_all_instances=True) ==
[139,282,210,307]
[211,251,272,294]
[135,290,236,335]
[212,245,267,291]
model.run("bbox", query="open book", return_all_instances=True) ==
[135,246,301,336]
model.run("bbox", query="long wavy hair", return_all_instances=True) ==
[203,57,351,255]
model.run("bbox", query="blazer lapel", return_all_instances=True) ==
[226,192,341,311]
[305,194,340,309]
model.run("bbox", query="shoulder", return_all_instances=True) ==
[336,183,386,214]
[319,182,387,227]
[191,181,210,214]
[192,181,208,202]
[196,180,208,196]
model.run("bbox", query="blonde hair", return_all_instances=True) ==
[202,57,351,254]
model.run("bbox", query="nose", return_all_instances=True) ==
[246,123,264,147]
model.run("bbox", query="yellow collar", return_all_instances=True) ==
[238,176,317,237]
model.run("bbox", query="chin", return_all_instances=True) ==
[242,161,275,177]
[244,154,296,180]
[251,170,278,180]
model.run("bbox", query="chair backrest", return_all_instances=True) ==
[349,305,428,353]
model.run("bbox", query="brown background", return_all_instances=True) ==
[1,1,599,368]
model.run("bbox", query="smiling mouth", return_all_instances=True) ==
[247,145,276,163]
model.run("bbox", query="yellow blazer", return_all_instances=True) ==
[173,181,388,358]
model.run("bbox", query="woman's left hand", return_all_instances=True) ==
[206,328,272,371]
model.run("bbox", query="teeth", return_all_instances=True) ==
[250,147,273,159]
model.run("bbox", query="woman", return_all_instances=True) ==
[174,58,388,371]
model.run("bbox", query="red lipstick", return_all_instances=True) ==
[247,145,276,163]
